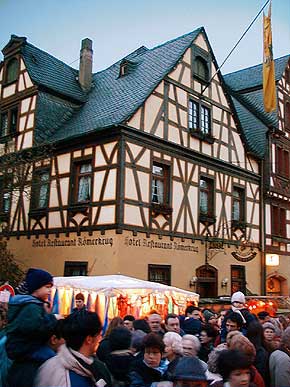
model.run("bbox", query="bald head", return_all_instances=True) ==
[148,313,162,333]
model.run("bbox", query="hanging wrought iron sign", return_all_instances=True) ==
[231,244,257,262]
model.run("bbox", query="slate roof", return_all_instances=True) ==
[21,43,87,103]
[34,92,79,144]
[51,28,202,141]
[224,55,289,158]
[230,96,268,159]
[224,55,289,92]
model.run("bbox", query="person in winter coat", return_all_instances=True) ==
[163,332,183,381]
[5,268,57,361]
[179,306,202,336]
[71,292,87,313]
[228,333,265,387]
[211,350,256,387]
[104,326,134,386]
[246,321,269,384]
[34,310,112,387]
[263,322,281,354]
[172,356,208,387]
[7,319,64,387]
[5,268,57,387]
[220,291,255,342]
[96,316,123,362]
[198,325,217,363]
[129,333,168,387]
[269,326,290,387]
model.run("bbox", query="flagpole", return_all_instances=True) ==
[201,0,271,95]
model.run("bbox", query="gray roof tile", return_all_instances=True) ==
[224,54,289,159]
[52,28,202,141]
[21,43,87,102]
[224,55,289,91]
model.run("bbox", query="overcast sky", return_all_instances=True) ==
[0,0,289,75]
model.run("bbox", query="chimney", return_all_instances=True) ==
[79,38,93,92]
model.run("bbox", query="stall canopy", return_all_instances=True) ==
[51,275,199,323]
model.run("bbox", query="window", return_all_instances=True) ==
[189,100,211,136]
[192,45,211,83]
[193,56,209,83]
[72,161,92,204]
[232,187,245,223]
[199,176,214,219]
[285,102,290,130]
[6,58,19,84]
[189,100,199,131]
[120,64,128,76]
[231,265,246,294]
[272,205,286,238]
[151,163,170,206]
[0,107,18,138]
[201,106,210,135]
[64,261,88,276]
[276,146,289,178]
[31,169,50,210]
[148,264,171,286]
[0,175,12,216]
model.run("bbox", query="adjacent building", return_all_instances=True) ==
[225,55,290,295]
[0,29,288,296]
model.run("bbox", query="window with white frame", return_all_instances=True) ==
[189,100,211,136]
[232,187,245,223]
[72,161,93,204]
[31,169,50,210]
[199,176,214,218]
[151,163,170,206]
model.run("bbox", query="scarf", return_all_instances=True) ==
[231,306,246,324]
[35,345,108,387]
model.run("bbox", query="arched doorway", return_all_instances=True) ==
[266,273,288,296]
[196,265,217,298]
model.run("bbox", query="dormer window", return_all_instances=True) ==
[5,58,19,84]
[194,56,209,83]
[120,62,129,77]
[192,45,211,84]
[119,59,136,78]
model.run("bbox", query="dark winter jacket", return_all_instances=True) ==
[129,359,166,387]
[5,295,56,360]
[97,337,111,362]
[163,355,181,381]
[7,344,57,387]
[179,315,202,335]
[105,349,134,386]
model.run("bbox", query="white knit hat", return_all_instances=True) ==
[231,291,246,304]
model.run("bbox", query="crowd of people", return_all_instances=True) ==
[0,268,290,387]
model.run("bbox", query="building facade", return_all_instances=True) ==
[1,30,286,296]
[225,55,290,296]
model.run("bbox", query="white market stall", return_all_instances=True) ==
[51,274,199,324]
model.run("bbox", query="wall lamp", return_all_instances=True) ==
[189,276,198,288]
[221,278,229,288]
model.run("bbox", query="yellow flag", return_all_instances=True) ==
[263,2,277,113]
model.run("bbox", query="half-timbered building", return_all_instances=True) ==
[225,55,290,296]
[0,30,263,296]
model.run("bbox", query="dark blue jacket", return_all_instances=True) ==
[179,315,202,335]
[5,295,56,360]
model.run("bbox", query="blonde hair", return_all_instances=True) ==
[163,331,183,355]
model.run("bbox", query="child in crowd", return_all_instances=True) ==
[5,268,57,387]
